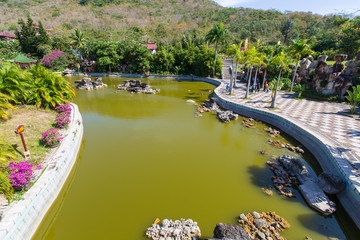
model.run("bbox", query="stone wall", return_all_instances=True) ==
[0,103,84,240]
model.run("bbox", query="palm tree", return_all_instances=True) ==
[205,23,230,77]
[70,29,87,54]
[251,52,266,93]
[289,38,313,92]
[270,52,290,108]
[226,42,243,94]
[243,47,257,98]
[261,54,273,89]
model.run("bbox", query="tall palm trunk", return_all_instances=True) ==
[233,62,238,88]
[271,69,282,108]
[290,55,300,92]
[213,43,218,77]
[261,69,267,89]
[245,65,253,98]
[252,67,259,92]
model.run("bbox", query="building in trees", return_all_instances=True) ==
[141,42,157,54]
[0,30,17,43]
[8,54,37,69]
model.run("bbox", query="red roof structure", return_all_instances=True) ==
[141,42,157,51]
[0,30,17,40]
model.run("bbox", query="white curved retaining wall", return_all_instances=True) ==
[190,77,360,229]
[0,103,83,240]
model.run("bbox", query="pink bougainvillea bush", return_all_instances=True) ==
[7,161,34,190]
[41,50,74,71]
[41,128,63,147]
[55,104,72,128]
[55,104,72,114]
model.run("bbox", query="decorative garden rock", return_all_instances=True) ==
[117,79,159,94]
[265,127,280,137]
[216,110,238,123]
[242,118,255,128]
[277,155,336,215]
[75,77,107,90]
[146,218,201,240]
[209,223,251,240]
[317,172,345,194]
[296,53,359,100]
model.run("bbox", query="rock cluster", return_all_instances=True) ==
[242,118,256,128]
[216,110,239,123]
[237,211,290,240]
[267,140,304,154]
[265,128,280,137]
[197,98,220,113]
[117,79,159,94]
[270,155,337,215]
[146,218,201,240]
[298,52,360,99]
[267,160,299,198]
[75,77,108,90]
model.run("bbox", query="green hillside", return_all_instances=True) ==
[0,0,344,44]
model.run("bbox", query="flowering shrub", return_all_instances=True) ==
[55,104,71,114]
[41,50,74,71]
[55,104,71,128]
[55,112,71,128]
[41,128,63,147]
[7,161,34,190]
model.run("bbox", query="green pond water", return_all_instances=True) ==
[33,77,356,240]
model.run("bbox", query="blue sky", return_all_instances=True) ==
[213,0,360,16]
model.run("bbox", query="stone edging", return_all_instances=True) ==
[190,77,360,229]
[0,103,83,240]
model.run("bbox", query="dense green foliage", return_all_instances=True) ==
[16,15,50,58]
[0,63,75,110]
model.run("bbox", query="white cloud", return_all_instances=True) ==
[214,0,254,7]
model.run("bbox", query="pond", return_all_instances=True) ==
[33,77,356,240]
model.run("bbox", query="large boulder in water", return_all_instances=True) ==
[317,172,345,194]
[207,223,250,240]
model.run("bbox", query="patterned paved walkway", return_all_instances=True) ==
[218,80,360,169]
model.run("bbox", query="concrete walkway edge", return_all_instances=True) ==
[0,103,84,240]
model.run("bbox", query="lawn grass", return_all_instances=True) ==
[0,105,57,165]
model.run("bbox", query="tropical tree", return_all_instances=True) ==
[270,52,290,108]
[338,17,360,58]
[226,42,243,94]
[16,15,49,58]
[70,29,87,52]
[345,85,360,114]
[243,47,257,98]
[251,52,266,92]
[26,65,75,109]
[288,38,313,92]
[205,23,230,77]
